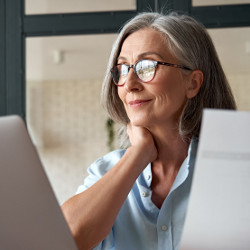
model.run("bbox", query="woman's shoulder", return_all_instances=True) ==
[87,149,126,177]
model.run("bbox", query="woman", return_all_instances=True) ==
[62,12,236,250]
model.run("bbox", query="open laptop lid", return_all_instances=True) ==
[0,115,78,249]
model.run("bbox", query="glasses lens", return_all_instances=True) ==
[135,60,155,82]
[112,64,128,85]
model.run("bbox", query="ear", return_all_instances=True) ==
[186,70,203,99]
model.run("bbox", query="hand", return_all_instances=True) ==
[127,124,157,163]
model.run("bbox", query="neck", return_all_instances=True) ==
[148,125,190,174]
[148,125,191,208]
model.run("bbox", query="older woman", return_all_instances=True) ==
[62,12,236,250]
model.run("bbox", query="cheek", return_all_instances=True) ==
[117,87,122,100]
[152,79,187,106]
[117,87,126,104]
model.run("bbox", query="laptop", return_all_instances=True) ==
[0,115,78,250]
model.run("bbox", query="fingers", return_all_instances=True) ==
[127,123,152,146]
[126,123,158,163]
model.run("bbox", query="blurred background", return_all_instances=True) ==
[22,0,250,204]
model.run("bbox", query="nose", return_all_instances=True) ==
[124,67,143,92]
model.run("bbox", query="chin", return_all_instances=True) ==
[128,112,153,127]
[129,118,150,127]
[130,121,143,127]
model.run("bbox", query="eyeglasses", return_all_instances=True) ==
[111,59,192,86]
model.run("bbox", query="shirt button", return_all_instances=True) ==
[146,175,151,180]
[161,225,168,231]
[142,192,147,197]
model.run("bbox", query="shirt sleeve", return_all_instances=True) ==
[76,149,126,194]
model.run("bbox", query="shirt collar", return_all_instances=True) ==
[139,137,198,191]
[169,137,198,193]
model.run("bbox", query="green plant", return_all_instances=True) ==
[106,118,115,151]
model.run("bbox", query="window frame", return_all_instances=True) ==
[1,0,250,118]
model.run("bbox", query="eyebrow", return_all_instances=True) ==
[117,52,165,62]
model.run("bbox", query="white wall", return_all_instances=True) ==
[26,79,115,204]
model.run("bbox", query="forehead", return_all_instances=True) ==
[119,28,170,59]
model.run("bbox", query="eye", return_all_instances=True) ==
[120,64,129,76]
[135,60,156,82]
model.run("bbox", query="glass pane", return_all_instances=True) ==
[193,0,250,6]
[208,27,250,111]
[25,0,136,14]
[26,34,119,204]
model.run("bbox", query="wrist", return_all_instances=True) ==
[126,145,154,167]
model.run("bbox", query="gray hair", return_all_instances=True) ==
[101,12,236,147]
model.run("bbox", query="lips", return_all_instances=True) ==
[128,99,152,107]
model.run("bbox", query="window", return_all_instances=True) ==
[193,0,250,6]
[25,0,136,14]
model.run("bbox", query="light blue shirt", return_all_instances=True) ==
[76,138,198,250]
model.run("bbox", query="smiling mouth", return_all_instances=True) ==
[128,99,152,107]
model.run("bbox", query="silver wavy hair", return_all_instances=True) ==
[101,12,236,147]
